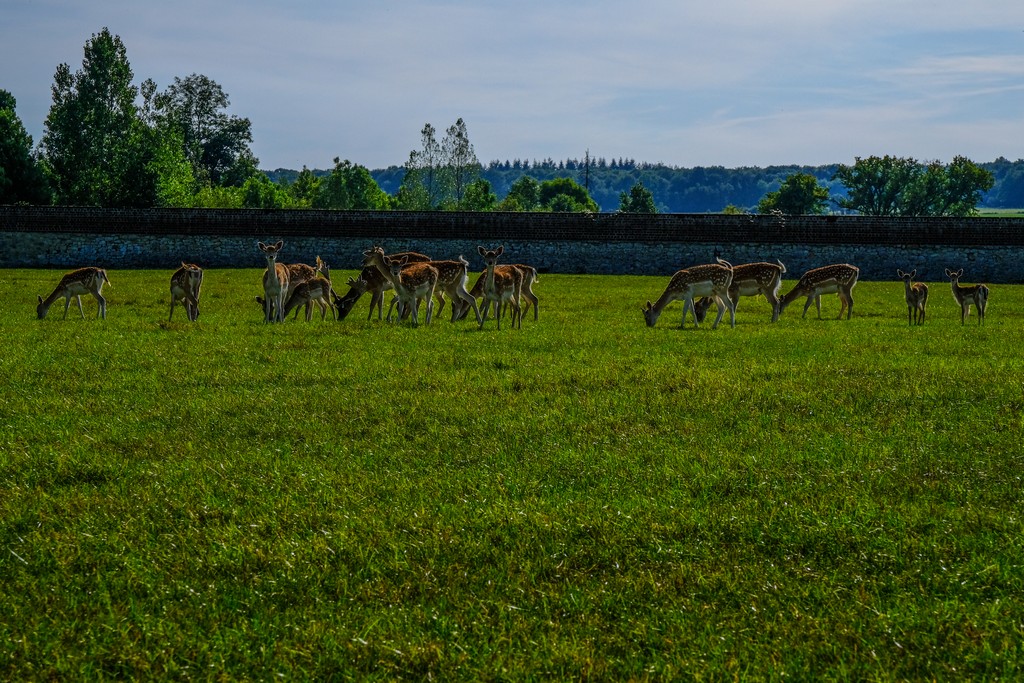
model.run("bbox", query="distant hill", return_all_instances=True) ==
[266,157,1024,213]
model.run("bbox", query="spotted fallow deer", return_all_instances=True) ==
[37,267,111,320]
[258,240,289,323]
[169,262,203,322]
[897,269,928,325]
[363,247,479,324]
[477,245,524,330]
[457,264,539,323]
[778,263,860,320]
[333,251,432,321]
[642,258,736,329]
[693,259,787,324]
[362,248,439,325]
[945,268,988,325]
[283,256,336,321]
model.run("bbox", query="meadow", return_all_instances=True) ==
[1,266,1022,680]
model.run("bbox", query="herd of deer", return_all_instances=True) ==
[642,259,989,328]
[34,243,991,328]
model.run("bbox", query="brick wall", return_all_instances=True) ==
[3,207,1023,281]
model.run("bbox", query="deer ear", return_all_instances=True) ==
[496,245,504,256]
[38,295,44,304]
[274,240,284,250]
[909,269,916,278]
[477,246,486,256]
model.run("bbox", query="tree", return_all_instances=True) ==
[498,175,541,211]
[145,73,258,187]
[398,123,443,209]
[288,166,321,207]
[441,117,480,207]
[618,181,657,213]
[0,90,50,204]
[460,178,498,211]
[757,172,829,215]
[538,177,599,212]
[41,28,158,206]
[833,155,992,216]
[315,158,393,210]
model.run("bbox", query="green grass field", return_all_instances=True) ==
[2,267,1022,680]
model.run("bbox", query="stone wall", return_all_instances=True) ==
[3,206,1023,281]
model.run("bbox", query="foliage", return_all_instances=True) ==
[833,155,994,216]
[618,181,658,213]
[757,172,830,215]
[314,157,393,210]
[0,90,50,204]
[287,166,321,207]
[3,270,1024,680]
[538,176,599,212]
[398,123,444,209]
[460,178,498,211]
[144,73,258,187]
[240,173,294,209]
[498,175,541,211]
[440,118,480,208]
[40,28,157,207]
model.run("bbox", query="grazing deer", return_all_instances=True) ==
[897,269,928,325]
[169,262,203,322]
[37,267,111,320]
[945,268,988,325]
[778,263,860,320]
[283,256,336,321]
[334,251,432,321]
[642,258,735,329]
[477,246,524,329]
[693,260,786,324]
[258,241,289,322]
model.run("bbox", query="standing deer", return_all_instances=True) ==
[897,269,928,326]
[37,267,111,320]
[477,245,524,330]
[258,240,289,323]
[169,262,203,322]
[945,268,988,325]
[642,258,735,329]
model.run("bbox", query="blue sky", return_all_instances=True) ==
[4,0,1024,171]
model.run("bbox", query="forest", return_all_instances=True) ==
[265,157,1024,214]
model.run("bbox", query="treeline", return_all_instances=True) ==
[269,157,1024,214]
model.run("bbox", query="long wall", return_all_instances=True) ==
[3,207,1024,282]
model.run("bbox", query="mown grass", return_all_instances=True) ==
[1,267,1023,680]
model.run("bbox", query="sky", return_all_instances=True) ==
[4,0,1024,172]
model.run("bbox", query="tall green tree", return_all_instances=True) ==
[398,123,443,209]
[757,172,829,215]
[144,73,258,187]
[441,117,480,207]
[618,181,657,213]
[461,178,498,211]
[40,28,155,206]
[833,155,992,216]
[288,166,321,208]
[0,90,51,204]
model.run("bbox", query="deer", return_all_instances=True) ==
[37,267,112,320]
[778,263,860,320]
[455,264,539,323]
[945,268,989,325]
[897,269,928,325]
[476,246,525,330]
[642,258,736,329]
[282,256,336,321]
[169,262,203,322]
[361,249,438,325]
[333,251,432,321]
[692,260,786,324]
[363,247,479,325]
[258,240,289,323]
